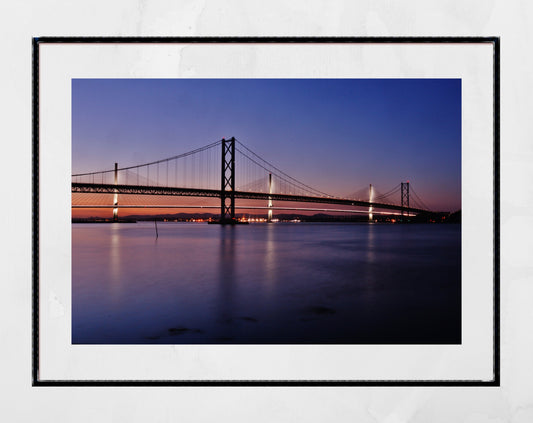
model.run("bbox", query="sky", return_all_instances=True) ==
[72,78,461,215]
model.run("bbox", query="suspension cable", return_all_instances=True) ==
[72,139,221,177]
[235,140,335,198]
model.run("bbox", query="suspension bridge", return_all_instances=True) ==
[72,137,433,224]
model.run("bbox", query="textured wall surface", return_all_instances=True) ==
[1,1,531,421]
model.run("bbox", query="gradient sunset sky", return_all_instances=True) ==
[72,78,461,214]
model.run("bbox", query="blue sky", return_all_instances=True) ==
[72,78,461,211]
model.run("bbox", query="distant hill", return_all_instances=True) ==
[446,210,461,223]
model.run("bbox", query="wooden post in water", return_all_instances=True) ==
[154,219,158,238]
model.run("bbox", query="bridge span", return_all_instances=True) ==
[72,137,433,222]
[72,182,427,215]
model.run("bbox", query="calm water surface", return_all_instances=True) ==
[72,222,461,344]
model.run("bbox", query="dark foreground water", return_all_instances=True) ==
[72,222,461,344]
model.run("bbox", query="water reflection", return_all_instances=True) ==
[72,222,462,344]
[263,223,277,293]
[109,223,123,298]
[365,223,376,264]
[363,223,377,292]
[216,226,236,332]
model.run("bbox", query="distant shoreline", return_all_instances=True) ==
[72,210,460,224]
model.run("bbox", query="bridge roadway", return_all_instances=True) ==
[71,182,428,214]
[72,182,428,213]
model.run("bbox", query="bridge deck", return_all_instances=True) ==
[72,182,428,214]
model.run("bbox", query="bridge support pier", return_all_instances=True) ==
[113,162,118,222]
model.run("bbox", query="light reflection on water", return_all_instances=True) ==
[72,222,461,344]
[109,226,122,298]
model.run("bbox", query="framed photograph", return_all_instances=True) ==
[33,37,499,385]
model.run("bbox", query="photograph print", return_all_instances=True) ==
[71,78,462,345]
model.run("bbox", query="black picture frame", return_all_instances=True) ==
[32,36,500,386]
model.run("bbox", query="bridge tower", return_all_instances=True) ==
[220,137,236,224]
[267,173,273,222]
[113,162,118,222]
[401,181,410,221]
[368,183,373,222]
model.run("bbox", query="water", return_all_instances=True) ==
[72,222,461,344]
